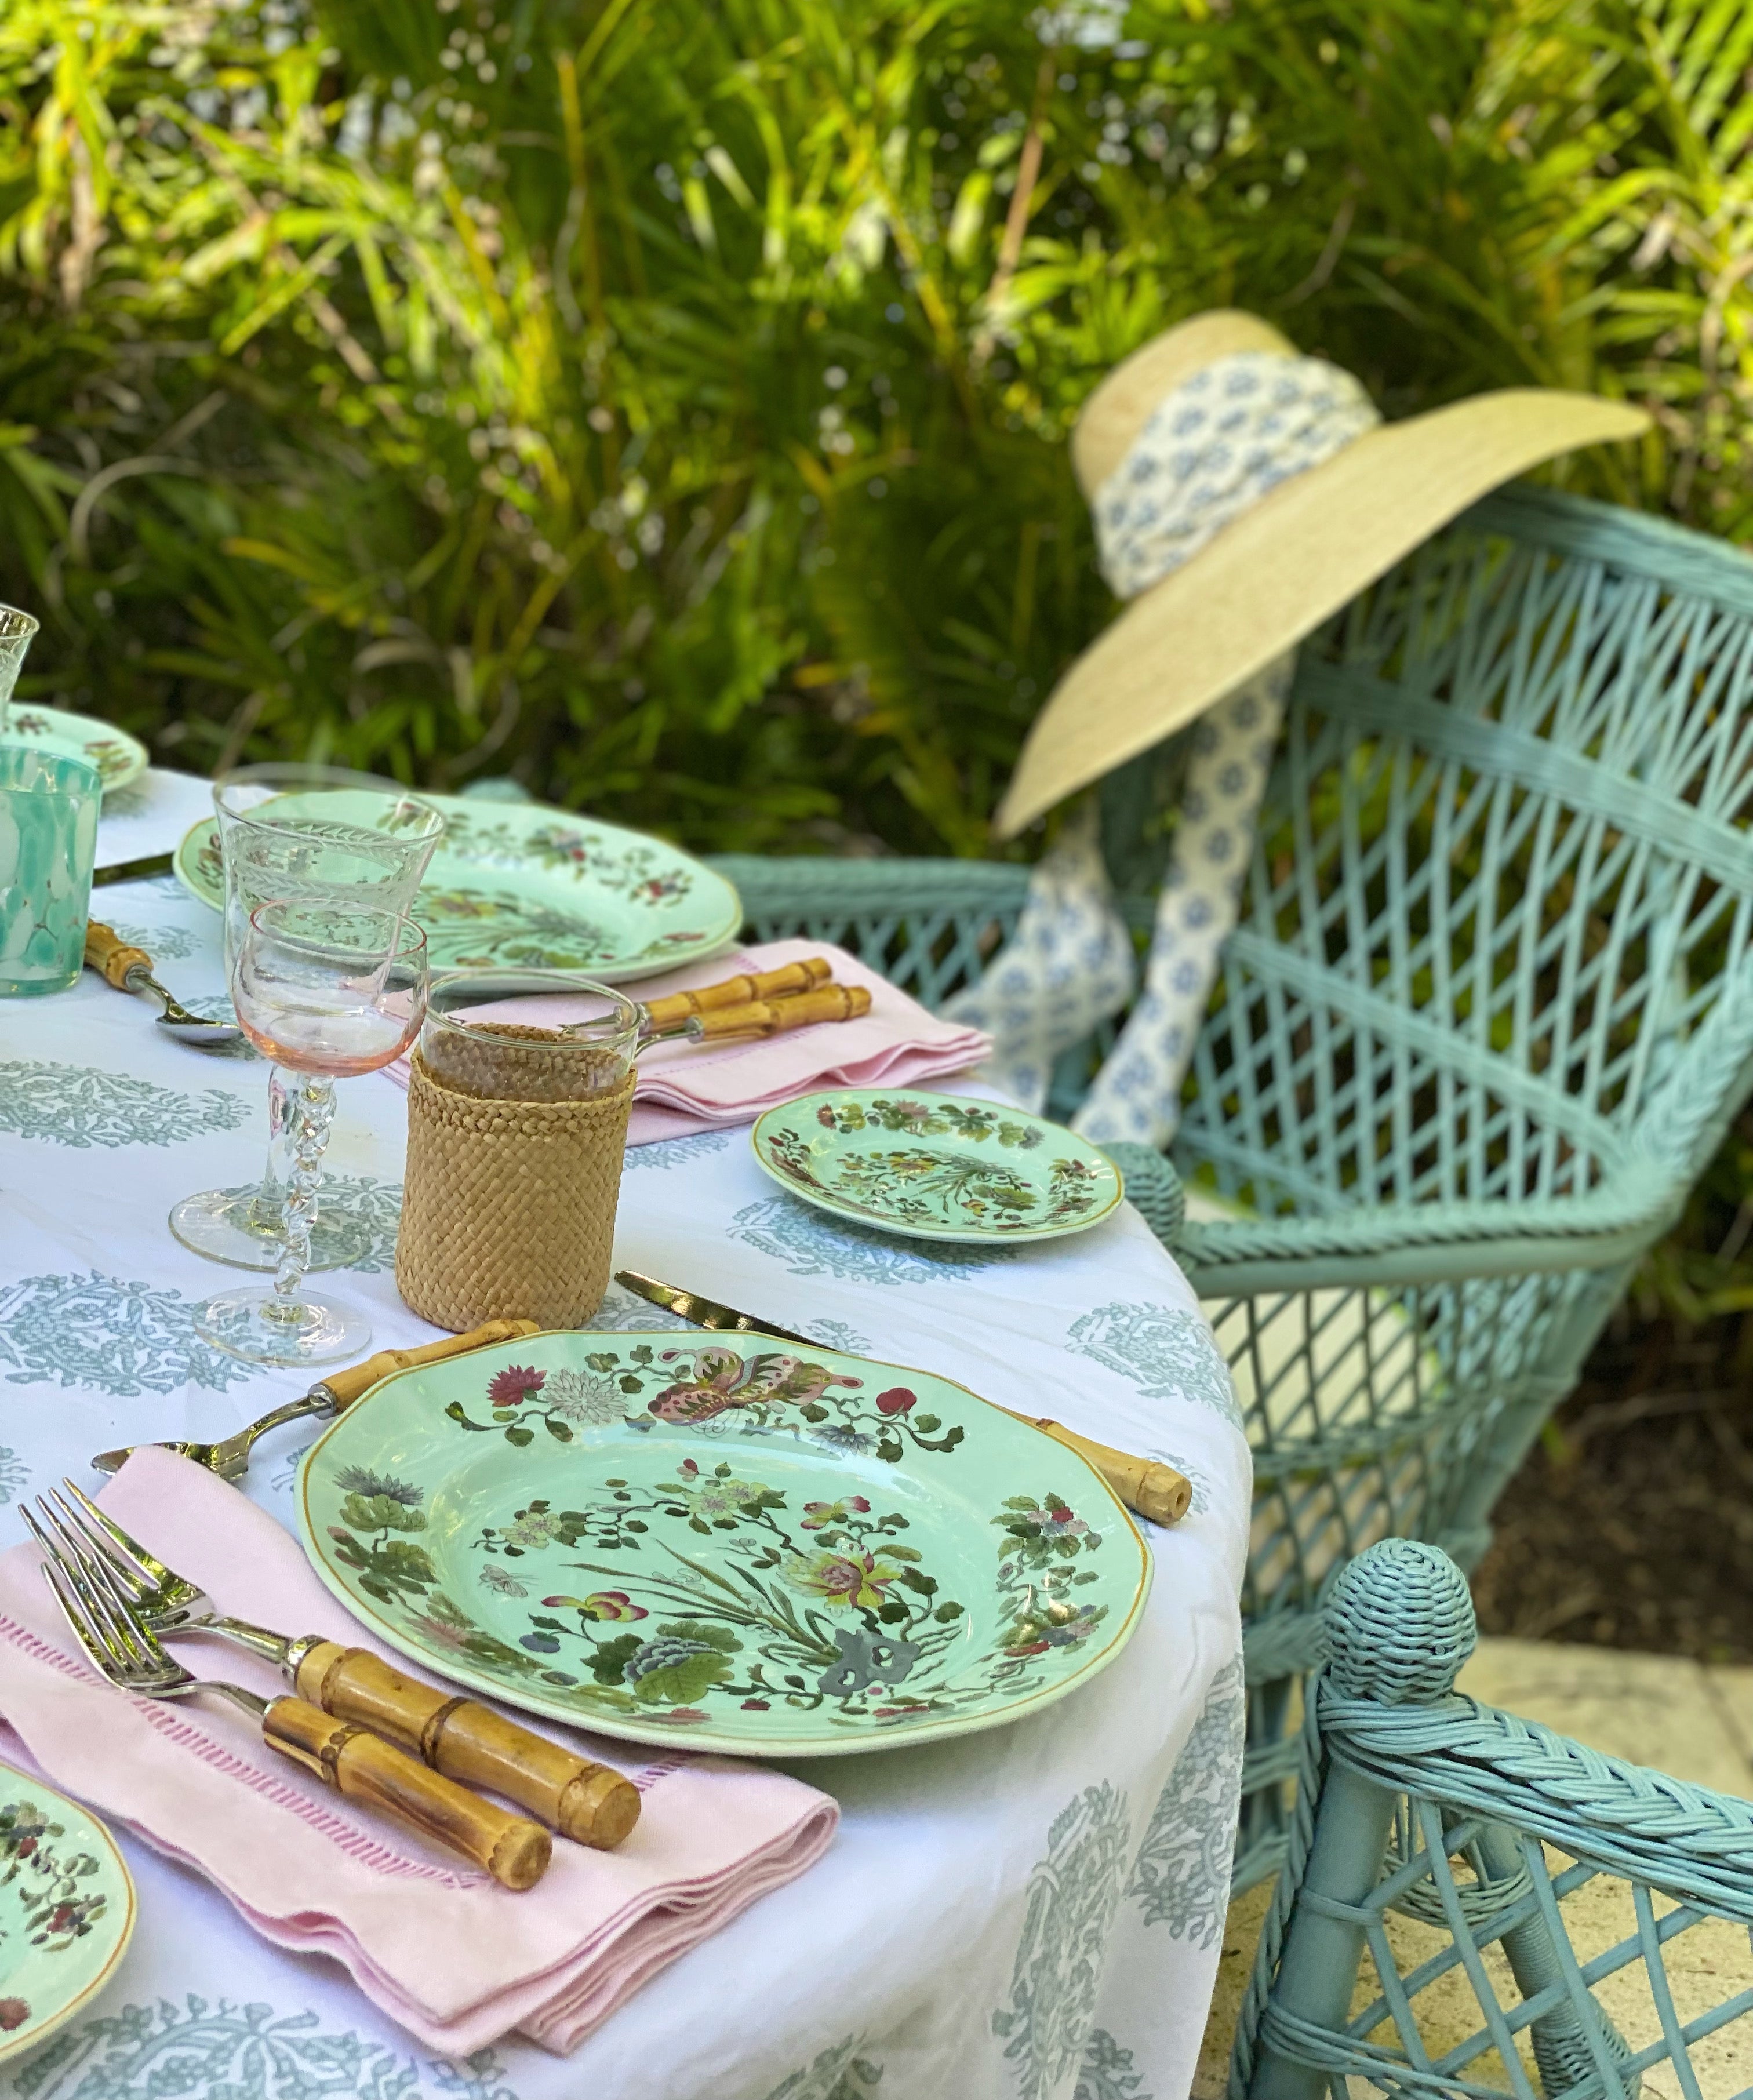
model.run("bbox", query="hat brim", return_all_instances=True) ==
[992,390,1650,838]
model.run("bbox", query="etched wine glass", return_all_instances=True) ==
[169,763,445,1270]
[196,903,428,1367]
[0,602,39,737]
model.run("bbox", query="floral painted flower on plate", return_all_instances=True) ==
[0,1767,136,2064]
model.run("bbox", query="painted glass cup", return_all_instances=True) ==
[0,602,40,738]
[197,903,428,1367]
[0,748,101,997]
[168,763,445,1272]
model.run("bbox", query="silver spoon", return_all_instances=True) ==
[84,921,243,1048]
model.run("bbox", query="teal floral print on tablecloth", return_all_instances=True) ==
[729,1197,1016,1284]
[623,1130,732,1171]
[0,1062,249,1148]
[13,1997,521,2100]
[1065,1304,1242,1428]
[0,1273,254,1395]
[1075,2030,1152,2100]
[1127,1653,1245,1945]
[101,918,199,959]
[329,1175,406,1273]
[758,2033,884,2100]
[0,1446,27,1503]
[800,1318,873,1356]
[993,1781,1134,2100]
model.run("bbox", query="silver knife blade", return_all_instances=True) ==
[92,850,175,888]
[614,1269,812,1348]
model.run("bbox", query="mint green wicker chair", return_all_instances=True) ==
[714,483,1753,1894]
[1232,1537,1753,2100]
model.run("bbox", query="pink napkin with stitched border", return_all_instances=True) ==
[0,1447,838,2055]
[381,937,991,1144]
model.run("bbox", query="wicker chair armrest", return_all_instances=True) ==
[1173,1162,1678,1295]
[1317,1680,1753,1923]
[1100,1141,1185,1246]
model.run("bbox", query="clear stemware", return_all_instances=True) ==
[168,763,445,1271]
[0,603,40,736]
[196,903,428,1367]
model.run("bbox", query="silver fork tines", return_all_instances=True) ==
[26,1497,266,1720]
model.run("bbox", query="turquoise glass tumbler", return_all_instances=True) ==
[0,747,101,996]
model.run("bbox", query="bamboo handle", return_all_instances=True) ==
[321,1318,543,1411]
[294,1642,641,1850]
[84,921,151,990]
[641,956,832,1027]
[994,1404,1192,1526]
[692,984,872,1039]
[261,1695,552,1889]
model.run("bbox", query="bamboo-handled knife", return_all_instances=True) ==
[614,1269,1193,1526]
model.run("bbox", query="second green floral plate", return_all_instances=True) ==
[3,704,148,794]
[751,1089,1126,1244]
[299,1331,1150,1756]
[176,794,741,981]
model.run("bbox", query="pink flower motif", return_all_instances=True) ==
[816,1105,837,1128]
[875,1387,916,1415]
[801,1495,872,1531]
[543,1591,649,1622]
[648,1707,710,1725]
[741,1698,770,1710]
[678,1458,699,1478]
[489,1364,545,1408]
[0,1999,29,2032]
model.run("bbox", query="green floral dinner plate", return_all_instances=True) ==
[298,1331,1151,1756]
[751,1089,1126,1244]
[175,795,741,982]
[3,705,148,793]
[0,1766,136,2065]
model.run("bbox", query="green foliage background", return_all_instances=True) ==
[1,0,1744,860]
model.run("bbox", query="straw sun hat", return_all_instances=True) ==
[992,310,1650,839]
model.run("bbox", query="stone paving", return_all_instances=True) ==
[1194,1639,1753,2097]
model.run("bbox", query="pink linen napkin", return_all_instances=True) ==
[0,1447,837,2056]
[383,937,992,1145]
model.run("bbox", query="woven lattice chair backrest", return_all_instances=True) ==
[1180,483,1753,1222]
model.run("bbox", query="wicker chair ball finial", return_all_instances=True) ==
[1323,1538,1476,1705]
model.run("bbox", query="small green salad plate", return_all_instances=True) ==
[3,705,148,794]
[751,1089,1125,1244]
[176,794,741,981]
[299,1331,1150,1756]
[0,1765,136,2065]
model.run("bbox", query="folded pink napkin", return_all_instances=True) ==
[384,937,991,1145]
[0,1448,837,2055]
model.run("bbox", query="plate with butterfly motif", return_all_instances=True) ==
[174,794,741,982]
[3,705,148,794]
[298,1329,1150,1756]
[0,1764,136,2065]
[751,1089,1125,1244]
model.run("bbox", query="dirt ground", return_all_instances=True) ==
[1471,1309,1753,1664]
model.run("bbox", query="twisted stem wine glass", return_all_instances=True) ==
[169,763,445,1272]
[195,904,428,1368]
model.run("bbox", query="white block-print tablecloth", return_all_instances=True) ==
[0,773,1249,2100]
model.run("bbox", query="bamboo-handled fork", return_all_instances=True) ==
[28,1497,554,1891]
[35,1481,639,1851]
